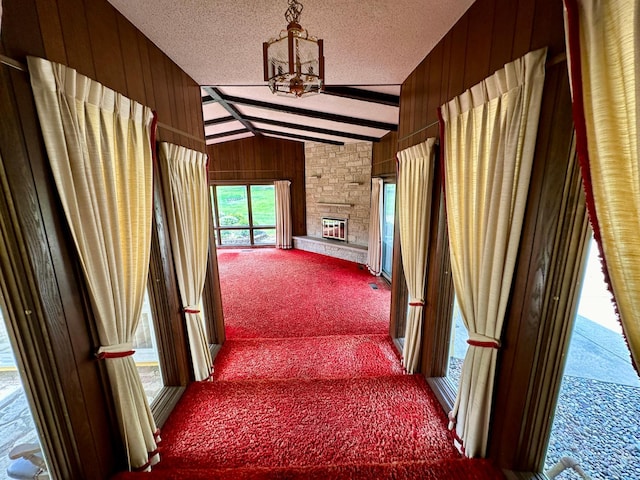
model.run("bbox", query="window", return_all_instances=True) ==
[544,235,639,478]
[447,295,468,387]
[210,184,276,247]
[132,288,163,404]
[0,295,48,478]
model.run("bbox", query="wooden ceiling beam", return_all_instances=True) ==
[202,91,397,131]
[202,87,261,137]
[244,116,380,143]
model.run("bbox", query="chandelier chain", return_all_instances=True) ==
[285,0,303,24]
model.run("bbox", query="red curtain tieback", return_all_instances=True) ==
[183,308,201,314]
[409,301,425,307]
[96,350,135,359]
[466,339,500,349]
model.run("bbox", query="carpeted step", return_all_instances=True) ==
[155,375,461,471]
[113,457,505,479]
[110,250,505,479]
[214,334,404,382]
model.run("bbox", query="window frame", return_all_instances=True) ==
[210,181,277,248]
[381,180,397,281]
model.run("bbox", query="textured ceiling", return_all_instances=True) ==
[107,0,474,86]
[107,0,476,145]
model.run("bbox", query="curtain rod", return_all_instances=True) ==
[1,54,27,72]
[157,123,205,145]
[398,53,568,143]
[4,50,567,146]
[398,120,439,142]
[1,54,206,146]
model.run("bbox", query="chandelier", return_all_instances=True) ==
[263,0,325,97]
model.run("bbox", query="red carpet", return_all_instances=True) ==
[113,249,504,479]
[160,376,458,469]
[114,459,503,479]
[217,249,391,338]
[214,334,404,381]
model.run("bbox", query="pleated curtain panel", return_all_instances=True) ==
[159,143,213,381]
[27,57,159,471]
[396,139,436,374]
[440,47,547,457]
[274,180,292,249]
[563,0,640,373]
[366,177,384,275]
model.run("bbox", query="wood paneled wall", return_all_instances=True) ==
[388,0,578,472]
[207,136,307,237]
[398,0,566,151]
[13,0,207,150]
[0,0,209,477]
[372,131,398,177]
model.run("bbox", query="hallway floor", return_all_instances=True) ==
[111,248,503,479]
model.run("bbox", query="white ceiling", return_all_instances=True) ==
[107,0,476,146]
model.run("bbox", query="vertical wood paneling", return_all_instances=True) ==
[164,56,181,137]
[415,57,430,142]
[190,83,205,141]
[439,34,452,108]
[208,136,306,236]
[463,0,495,89]
[148,45,174,141]
[35,0,67,64]
[57,0,95,78]
[0,65,84,480]
[371,131,398,177]
[447,15,469,101]
[512,0,536,60]
[117,15,147,105]
[488,0,518,73]
[1,1,210,477]
[530,0,566,56]
[180,71,195,148]
[137,30,156,111]
[391,0,575,472]
[425,44,443,127]
[85,0,127,94]
[490,63,575,471]
[1,0,45,59]
[2,66,119,478]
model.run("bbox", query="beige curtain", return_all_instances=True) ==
[159,143,212,381]
[440,48,547,457]
[563,0,640,372]
[274,180,292,249]
[396,139,436,374]
[27,57,158,471]
[367,177,384,275]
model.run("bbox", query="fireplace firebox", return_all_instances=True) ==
[322,217,347,242]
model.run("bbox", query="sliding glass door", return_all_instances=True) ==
[210,183,276,247]
[381,182,396,279]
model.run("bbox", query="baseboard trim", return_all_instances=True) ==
[426,376,456,413]
[210,343,222,361]
[151,386,186,428]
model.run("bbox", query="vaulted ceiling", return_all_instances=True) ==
[108,0,475,146]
